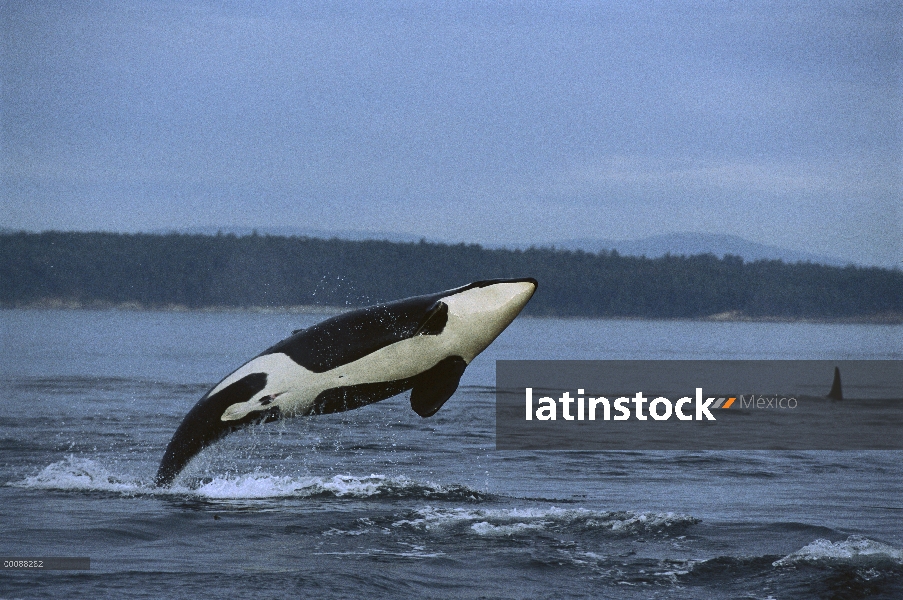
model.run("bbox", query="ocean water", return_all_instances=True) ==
[1,309,902,599]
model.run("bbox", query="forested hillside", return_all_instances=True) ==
[2,231,901,320]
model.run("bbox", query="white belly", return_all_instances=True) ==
[217,333,458,421]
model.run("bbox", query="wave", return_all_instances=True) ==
[391,506,700,537]
[9,456,488,502]
[773,535,903,567]
[678,536,903,586]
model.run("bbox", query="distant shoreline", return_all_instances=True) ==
[5,232,901,322]
[4,300,901,325]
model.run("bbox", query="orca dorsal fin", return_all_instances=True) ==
[413,300,449,336]
[827,366,843,400]
[410,356,467,417]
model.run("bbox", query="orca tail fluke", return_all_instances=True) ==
[827,366,843,400]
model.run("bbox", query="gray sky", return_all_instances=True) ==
[2,1,900,266]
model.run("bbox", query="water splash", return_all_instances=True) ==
[10,457,488,502]
[12,456,142,494]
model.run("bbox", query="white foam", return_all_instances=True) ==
[470,521,547,536]
[12,456,144,495]
[190,473,406,499]
[773,535,903,567]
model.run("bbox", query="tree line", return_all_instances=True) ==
[1,231,901,320]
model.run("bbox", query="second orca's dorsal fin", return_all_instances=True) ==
[827,366,843,400]
[410,356,467,417]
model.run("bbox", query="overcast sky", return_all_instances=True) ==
[2,1,900,266]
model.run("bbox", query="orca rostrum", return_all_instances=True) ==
[155,278,537,486]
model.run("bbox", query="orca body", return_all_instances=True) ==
[155,278,537,486]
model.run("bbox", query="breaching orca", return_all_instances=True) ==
[155,278,537,486]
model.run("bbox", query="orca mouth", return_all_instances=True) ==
[444,277,537,318]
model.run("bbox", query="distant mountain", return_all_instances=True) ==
[521,233,853,267]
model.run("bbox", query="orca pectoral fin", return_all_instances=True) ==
[410,356,467,417]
